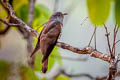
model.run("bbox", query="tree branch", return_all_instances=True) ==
[27,0,36,53]
[0,0,39,37]
[56,42,110,62]
[0,18,20,26]
[0,18,20,35]
[104,24,112,57]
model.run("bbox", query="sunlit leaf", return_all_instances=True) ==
[54,75,70,80]
[87,0,111,26]
[20,66,39,80]
[34,52,55,72]
[0,4,8,19]
[115,0,120,27]
[15,4,29,23]
[50,46,62,65]
[0,60,10,80]
[13,0,28,11]
[41,78,48,80]
[48,53,55,71]
[34,53,43,71]
[0,3,8,31]
[0,22,3,31]
[34,46,62,72]
[32,4,51,32]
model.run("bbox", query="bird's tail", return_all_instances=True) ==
[42,58,48,73]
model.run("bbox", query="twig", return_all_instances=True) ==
[104,24,112,57]
[80,17,88,25]
[88,27,97,47]
[57,42,110,62]
[0,18,20,26]
[115,40,120,45]
[94,27,97,50]
[0,18,20,35]
[27,0,36,53]
[28,0,35,27]
[112,25,119,54]
[1,0,39,37]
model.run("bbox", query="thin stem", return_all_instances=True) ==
[0,18,20,26]
[104,24,112,57]
[27,0,36,53]
[80,17,88,25]
[112,25,118,54]
[88,27,96,47]
[94,27,97,50]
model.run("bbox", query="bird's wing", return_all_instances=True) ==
[30,24,47,57]
[41,22,62,63]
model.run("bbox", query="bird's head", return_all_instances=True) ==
[50,12,67,23]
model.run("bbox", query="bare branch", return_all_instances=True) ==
[112,24,117,54]
[88,27,97,47]
[80,17,88,26]
[28,0,35,27]
[0,18,20,35]
[0,18,20,26]
[57,42,110,62]
[112,25,118,55]
[1,0,39,37]
[115,40,120,45]
[27,0,36,53]
[104,24,112,57]
[94,27,97,50]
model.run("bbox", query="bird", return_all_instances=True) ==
[30,12,67,73]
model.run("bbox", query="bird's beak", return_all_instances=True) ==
[63,13,67,15]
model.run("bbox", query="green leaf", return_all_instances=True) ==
[47,53,55,71]
[0,60,10,80]
[34,46,62,72]
[32,4,51,32]
[20,66,39,80]
[34,53,43,72]
[0,4,8,19]
[54,75,70,80]
[87,0,111,26]
[41,78,48,80]
[0,3,8,31]
[13,0,29,23]
[50,46,62,65]
[115,0,120,27]
[15,4,29,23]
[13,0,28,11]
[34,52,55,72]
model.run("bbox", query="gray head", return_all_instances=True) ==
[50,12,67,23]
